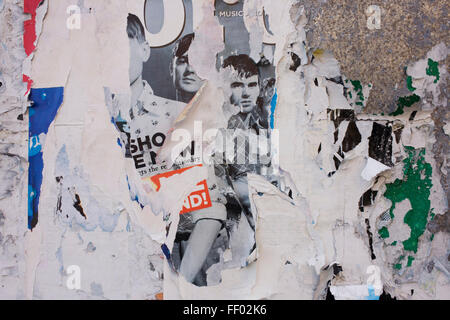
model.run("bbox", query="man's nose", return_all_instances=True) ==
[185,63,194,74]
[242,86,249,97]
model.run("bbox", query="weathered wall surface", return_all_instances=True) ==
[303,0,449,201]
[0,0,448,300]
[0,0,29,299]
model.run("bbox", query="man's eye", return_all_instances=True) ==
[248,82,258,88]
[231,82,244,89]
[176,57,188,65]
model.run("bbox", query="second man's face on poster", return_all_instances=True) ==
[174,53,204,95]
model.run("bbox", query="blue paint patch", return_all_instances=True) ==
[161,244,171,261]
[117,138,122,147]
[55,145,71,175]
[366,285,380,300]
[28,135,42,157]
[269,89,277,129]
[126,176,131,190]
[116,113,126,123]
[27,186,36,225]
[111,113,127,127]
[29,106,36,117]
[55,247,64,275]
[126,175,144,209]
[99,211,121,232]
[28,87,64,229]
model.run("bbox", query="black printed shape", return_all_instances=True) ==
[289,52,301,72]
[358,189,378,212]
[369,122,393,167]
[326,76,344,86]
[332,147,344,172]
[342,121,362,153]
[393,125,404,144]
[365,218,377,260]
[73,193,87,219]
[328,109,355,129]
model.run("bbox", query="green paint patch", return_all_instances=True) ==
[430,234,434,241]
[426,59,440,83]
[378,226,390,239]
[350,80,365,102]
[406,76,416,92]
[391,241,397,246]
[384,147,433,253]
[390,94,421,116]
[394,256,405,270]
[407,256,415,267]
[345,79,369,109]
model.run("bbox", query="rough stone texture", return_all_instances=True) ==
[302,0,449,225]
[303,0,449,113]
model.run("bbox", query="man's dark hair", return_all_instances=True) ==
[173,33,195,59]
[222,54,259,79]
[127,13,146,43]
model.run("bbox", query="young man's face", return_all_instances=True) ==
[129,37,150,85]
[173,53,203,94]
[229,74,259,114]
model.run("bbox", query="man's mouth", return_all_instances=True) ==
[182,77,196,83]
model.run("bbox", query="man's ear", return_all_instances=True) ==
[142,41,151,63]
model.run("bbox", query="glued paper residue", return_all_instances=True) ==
[9,0,448,300]
[104,0,280,288]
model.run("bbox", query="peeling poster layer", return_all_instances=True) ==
[0,0,448,300]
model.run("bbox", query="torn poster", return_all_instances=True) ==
[0,0,446,300]
[103,0,280,288]
[28,87,63,229]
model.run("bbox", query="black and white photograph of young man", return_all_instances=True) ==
[108,3,279,287]
[171,33,205,103]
